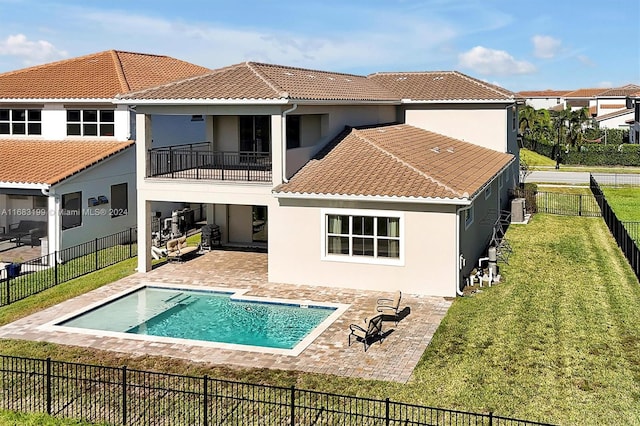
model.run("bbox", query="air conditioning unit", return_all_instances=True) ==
[511,198,526,223]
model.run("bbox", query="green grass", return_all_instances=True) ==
[601,187,640,222]
[1,219,640,424]
[521,148,556,167]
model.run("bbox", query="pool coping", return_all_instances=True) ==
[40,282,351,357]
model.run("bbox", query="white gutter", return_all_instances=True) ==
[3,98,114,103]
[455,204,474,296]
[401,99,517,104]
[272,191,473,205]
[281,103,298,183]
[113,98,290,105]
[0,182,50,190]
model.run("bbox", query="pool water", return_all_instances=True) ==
[59,286,336,349]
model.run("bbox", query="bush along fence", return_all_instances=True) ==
[522,138,640,167]
[0,355,555,426]
[0,227,137,306]
[590,175,640,282]
[509,189,601,217]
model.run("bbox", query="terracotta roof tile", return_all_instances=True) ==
[563,88,609,98]
[275,124,513,200]
[597,84,640,97]
[120,62,399,102]
[367,71,518,101]
[0,50,210,99]
[595,108,633,122]
[517,90,571,97]
[0,140,134,185]
[600,104,626,109]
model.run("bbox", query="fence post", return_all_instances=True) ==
[95,238,99,271]
[385,397,390,426]
[290,385,295,426]
[489,411,493,426]
[129,228,133,258]
[122,366,127,426]
[5,275,9,306]
[579,194,583,216]
[54,251,59,287]
[46,357,52,415]
[203,375,208,426]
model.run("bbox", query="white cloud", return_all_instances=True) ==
[458,46,535,76]
[0,34,68,65]
[597,81,614,88]
[532,35,561,59]
[576,54,595,67]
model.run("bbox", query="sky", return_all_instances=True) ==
[0,0,638,92]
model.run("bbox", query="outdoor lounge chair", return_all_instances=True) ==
[375,290,402,325]
[348,314,384,352]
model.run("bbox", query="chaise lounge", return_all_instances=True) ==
[375,290,402,325]
[165,236,199,262]
[0,220,46,247]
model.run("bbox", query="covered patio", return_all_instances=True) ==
[0,250,451,383]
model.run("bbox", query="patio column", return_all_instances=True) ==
[136,113,153,273]
[137,200,152,273]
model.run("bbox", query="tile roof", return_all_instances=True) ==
[274,124,513,201]
[0,140,134,185]
[0,50,211,99]
[597,84,640,97]
[517,90,571,97]
[563,88,609,98]
[600,104,626,109]
[366,71,518,101]
[119,62,399,102]
[594,108,633,122]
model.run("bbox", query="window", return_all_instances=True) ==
[0,109,41,135]
[498,173,504,189]
[511,106,517,130]
[62,191,82,230]
[67,109,114,136]
[110,183,128,218]
[464,206,474,229]
[323,210,402,264]
[485,183,492,199]
[286,115,301,149]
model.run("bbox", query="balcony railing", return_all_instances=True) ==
[147,144,272,182]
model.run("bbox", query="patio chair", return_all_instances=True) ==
[375,290,402,325]
[348,314,384,352]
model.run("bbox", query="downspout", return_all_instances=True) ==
[455,203,473,296]
[281,103,298,183]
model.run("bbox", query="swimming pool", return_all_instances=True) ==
[51,284,349,356]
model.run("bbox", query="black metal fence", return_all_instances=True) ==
[148,144,272,182]
[0,355,554,426]
[591,173,640,187]
[590,175,640,281]
[510,189,601,217]
[0,227,137,306]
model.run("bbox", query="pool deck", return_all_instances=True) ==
[0,250,452,384]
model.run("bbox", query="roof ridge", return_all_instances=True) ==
[450,71,515,98]
[111,51,131,93]
[246,62,289,98]
[251,61,366,78]
[0,50,109,77]
[367,70,454,77]
[351,127,462,197]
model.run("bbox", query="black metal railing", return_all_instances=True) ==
[591,173,640,188]
[510,189,602,217]
[590,174,640,281]
[0,227,137,306]
[148,145,272,182]
[0,355,555,426]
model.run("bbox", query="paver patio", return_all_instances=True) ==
[0,250,451,383]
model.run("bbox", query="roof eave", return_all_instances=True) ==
[401,98,516,104]
[0,181,50,190]
[271,191,472,205]
[0,98,117,103]
[113,98,290,105]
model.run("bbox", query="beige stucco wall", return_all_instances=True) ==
[268,198,459,297]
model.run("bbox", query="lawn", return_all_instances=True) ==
[1,216,639,425]
[521,148,555,167]
[600,186,640,222]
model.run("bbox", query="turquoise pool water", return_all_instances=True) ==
[58,286,336,349]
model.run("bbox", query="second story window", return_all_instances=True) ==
[0,109,42,135]
[67,109,115,136]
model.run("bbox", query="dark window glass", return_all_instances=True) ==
[67,110,81,122]
[110,183,128,217]
[0,109,9,121]
[62,191,82,230]
[353,216,374,235]
[67,123,81,135]
[28,123,42,135]
[12,123,25,134]
[83,110,98,122]
[83,123,97,136]
[100,123,114,136]
[28,110,41,121]
[286,115,301,149]
[0,123,9,134]
[353,237,374,256]
[12,109,25,120]
[100,110,114,122]
[327,236,349,255]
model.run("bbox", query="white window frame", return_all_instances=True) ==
[0,108,42,135]
[320,208,404,266]
[464,205,474,230]
[66,109,115,137]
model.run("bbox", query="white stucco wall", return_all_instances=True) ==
[268,199,459,297]
[525,98,565,110]
[53,147,137,250]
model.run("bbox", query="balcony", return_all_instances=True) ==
[147,143,272,182]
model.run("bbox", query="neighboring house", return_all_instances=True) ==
[517,90,569,110]
[117,62,519,297]
[592,84,640,118]
[563,88,607,111]
[0,50,210,255]
[629,90,640,144]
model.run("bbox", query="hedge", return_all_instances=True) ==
[522,138,640,166]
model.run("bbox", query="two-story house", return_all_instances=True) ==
[117,62,519,297]
[0,50,210,256]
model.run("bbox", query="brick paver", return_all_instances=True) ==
[0,250,451,383]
